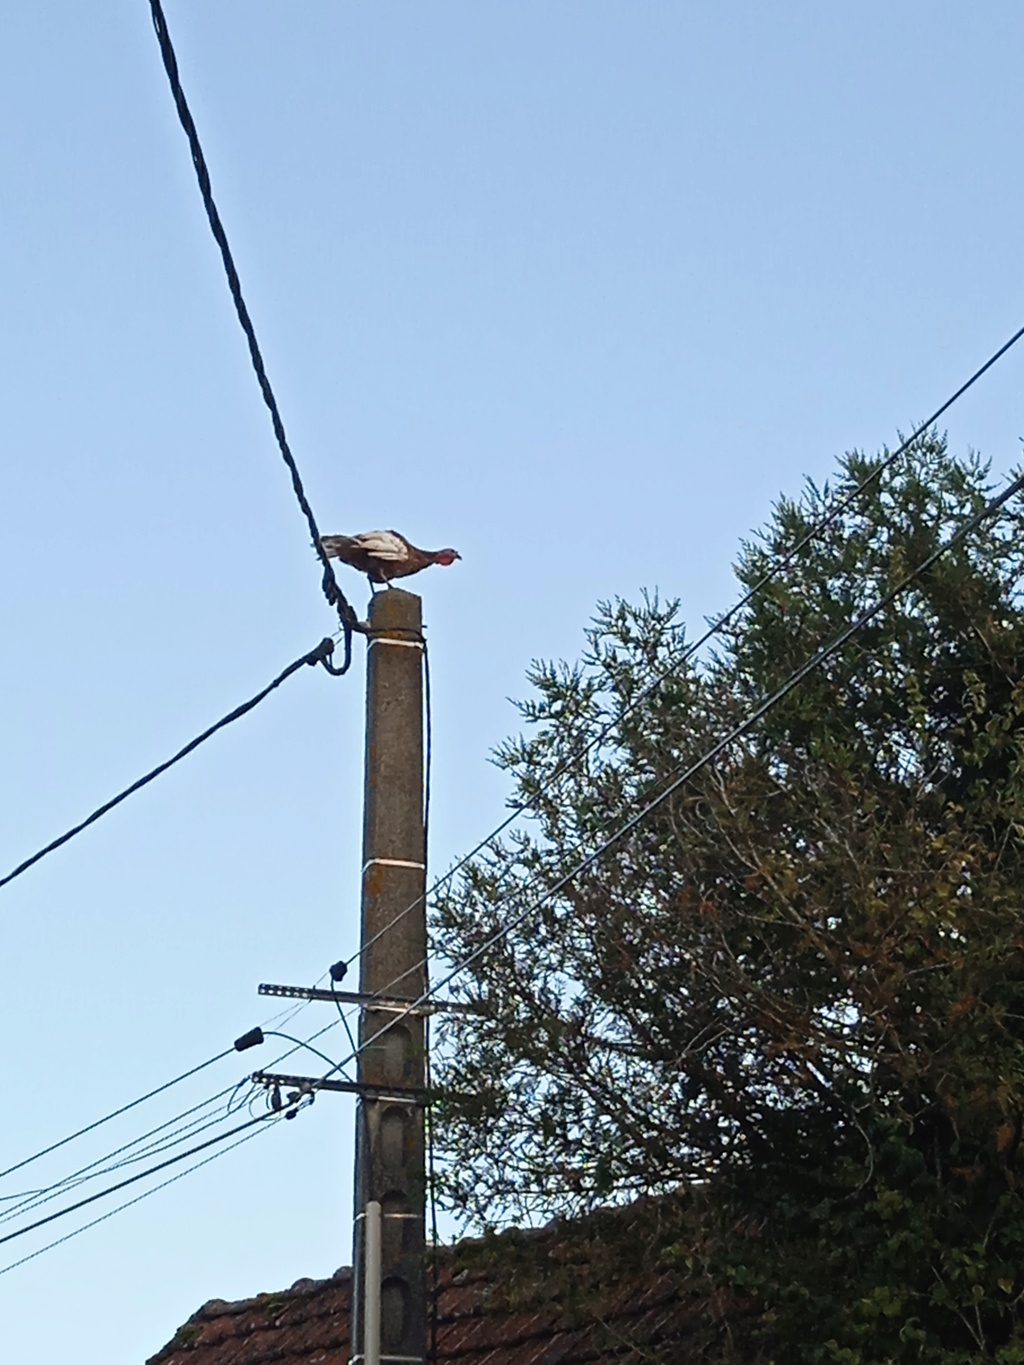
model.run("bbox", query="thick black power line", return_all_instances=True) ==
[148,0,357,669]
[0,636,337,893]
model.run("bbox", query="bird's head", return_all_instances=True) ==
[434,548,461,567]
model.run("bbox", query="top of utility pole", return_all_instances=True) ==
[364,586,422,631]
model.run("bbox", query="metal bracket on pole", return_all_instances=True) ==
[250,1072,431,1105]
[258,982,480,1015]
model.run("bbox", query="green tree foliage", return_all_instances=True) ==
[433,435,1024,1361]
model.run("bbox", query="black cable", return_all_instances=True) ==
[270,1014,350,1071]
[262,1031,346,1076]
[0,1094,245,1226]
[0,1112,284,1279]
[0,1108,287,1252]
[0,637,337,893]
[0,1004,346,1212]
[326,466,1024,1077]
[152,0,1023,690]
[0,1049,233,1183]
[147,0,357,669]
[333,995,359,1060]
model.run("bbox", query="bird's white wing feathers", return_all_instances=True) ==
[353,530,407,561]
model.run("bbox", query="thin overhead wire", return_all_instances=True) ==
[0,637,338,894]
[0,1048,233,1184]
[321,466,1024,1079]
[147,0,358,667]
[0,1113,286,1279]
[0,1108,297,1253]
[262,1031,349,1077]
[0,1090,243,1225]
[333,320,1024,995]
[0,1008,350,1214]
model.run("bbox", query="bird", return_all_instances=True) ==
[320,530,461,590]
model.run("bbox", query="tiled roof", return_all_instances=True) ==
[149,1201,739,1364]
[149,1271,354,1365]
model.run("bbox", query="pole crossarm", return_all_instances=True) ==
[251,1072,431,1105]
[258,983,479,1014]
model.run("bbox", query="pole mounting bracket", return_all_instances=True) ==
[251,1071,432,1106]
[258,983,481,1014]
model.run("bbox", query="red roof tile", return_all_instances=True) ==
[149,1203,742,1365]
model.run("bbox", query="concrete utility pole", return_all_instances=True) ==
[352,588,427,1365]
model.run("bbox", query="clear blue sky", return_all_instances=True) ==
[2,2,1023,1359]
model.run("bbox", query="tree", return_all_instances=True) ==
[433,434,1024,1361]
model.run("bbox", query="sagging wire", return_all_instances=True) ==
[0,1089,246,1225]
[262,1031,352,1079]
[0,1105,307,1254]
[0,1047,234,1185]
[0,638,340,894]
[0,1009,354,1227]
[0,1101,312,1278]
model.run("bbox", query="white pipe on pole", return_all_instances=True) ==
[364,1200,382,1365]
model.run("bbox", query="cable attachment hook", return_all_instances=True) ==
[318,587,373,673]
[306,635,349,678]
